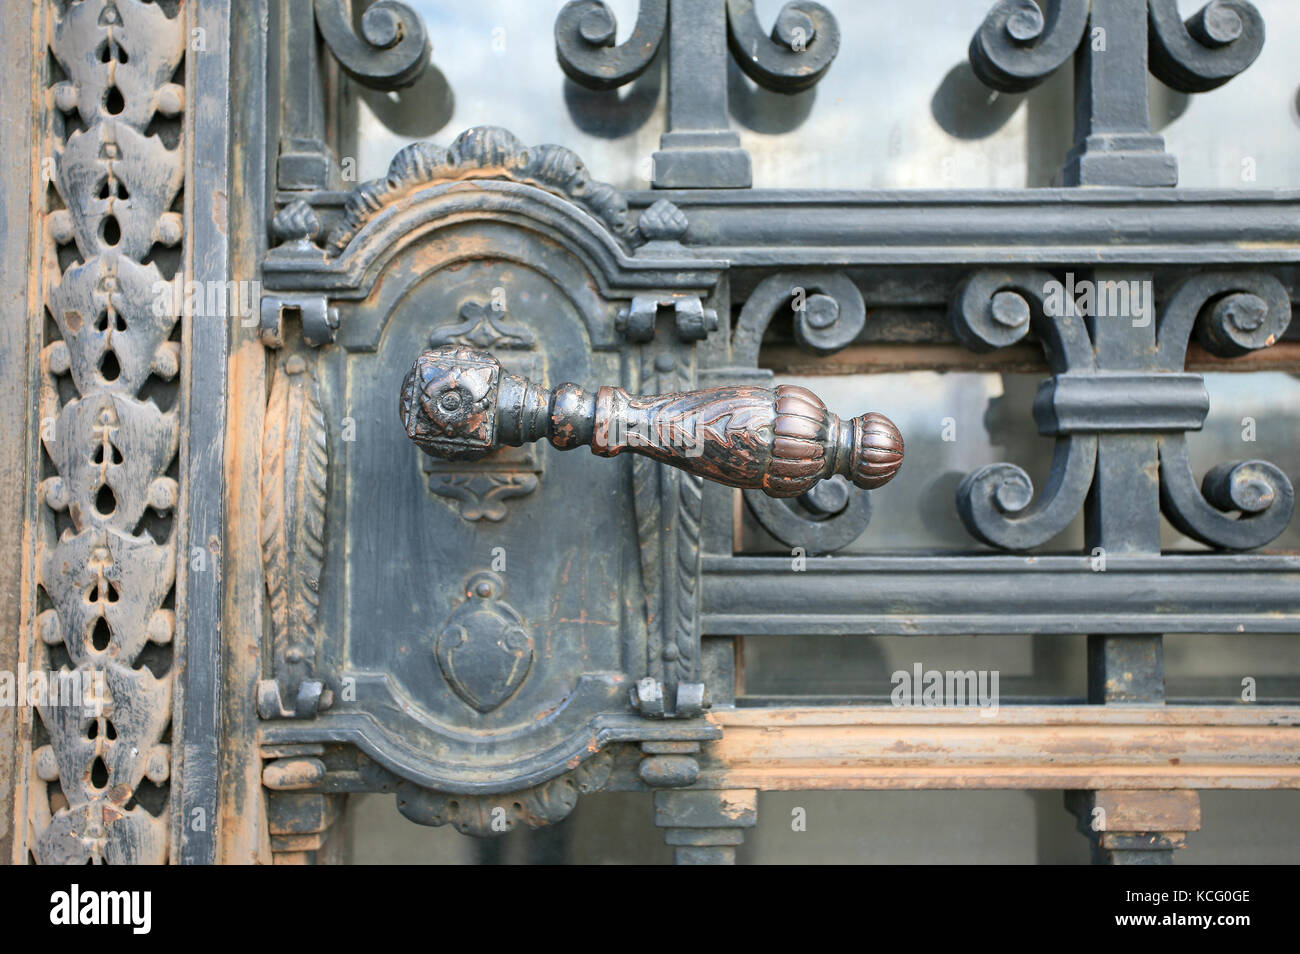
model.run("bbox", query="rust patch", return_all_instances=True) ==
[212,189,227,234]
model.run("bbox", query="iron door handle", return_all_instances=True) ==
[400,345,903,497]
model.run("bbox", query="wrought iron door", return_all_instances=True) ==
[4,0,1300,865]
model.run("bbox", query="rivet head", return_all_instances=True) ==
[799,476,851,517]
[578,7,615,46]
[990,290,1030,329]
[1004,1,1044,42]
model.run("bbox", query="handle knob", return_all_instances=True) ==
[400,346,903,498]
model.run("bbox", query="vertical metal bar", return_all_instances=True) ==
[666,0,729,132]
[1073,267,1187,861]
[275,0,332,189]
[1064,5,1172,712]
[1062,3,1182,851]
[652,0,751,188]
[1063,0,1177,186]
[176,0,233,865]
[1084,269,1165,704]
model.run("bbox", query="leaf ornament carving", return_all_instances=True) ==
[632,354,703,689]
[261,355,329,697]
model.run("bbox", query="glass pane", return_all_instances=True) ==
[740,633,1086,702]
[350,0,1300,189]
[352,0,663,188]
[736,370,1300,554]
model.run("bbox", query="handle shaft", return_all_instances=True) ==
[401,346,903,498]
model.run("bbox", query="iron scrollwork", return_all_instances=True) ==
[314,0,431,90]
[1147,0,1266,93]
[725,0,842,93]
[556,0,841,187]
[969,0,1264,187]
[969,0,1264,94]
[950,269,1293,552]
[556,0,841,94]
[733,272,877,553]
[732,271,865,365]
[1154,272,1294,549]
[555,0,668,90]
[950,270,1098,551]
[968,0,1090,93]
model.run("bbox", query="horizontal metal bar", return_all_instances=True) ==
[696,705,1300,791]
[736,694,1300,707]
[701,554,1300,635]
[628,188,1300,266]
[715,703,1300,725]
[759,341,1300,375]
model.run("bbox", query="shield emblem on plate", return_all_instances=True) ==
[434,580,534,713]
